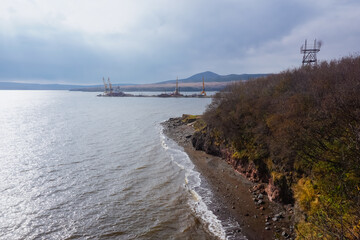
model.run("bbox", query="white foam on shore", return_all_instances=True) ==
[160,127,227,240]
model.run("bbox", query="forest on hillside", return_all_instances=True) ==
[200,55,360,239]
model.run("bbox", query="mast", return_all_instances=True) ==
[107,77,113,94]
[200,76,206,96]
[102,77,108,94]
[175,77,179,95]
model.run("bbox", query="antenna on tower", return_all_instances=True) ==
[300,39,321,66]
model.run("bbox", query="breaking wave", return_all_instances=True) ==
[160,127,227,240]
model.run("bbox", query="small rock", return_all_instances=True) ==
[185,135,192,138]
[282,231,289,237]
[254,215,258,218]
[260,206,265,211]
[265,222,271,226]
[272,217,278,221]
[257,200,263,204]
[265,227,271,230]
[232,206,235,209]
[258,193,264,199]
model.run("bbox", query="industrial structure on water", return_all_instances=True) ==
[98,77,131,97]
[98,76,208,98]
[200,76,207,96]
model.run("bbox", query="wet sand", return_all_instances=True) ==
[162,117,294,240]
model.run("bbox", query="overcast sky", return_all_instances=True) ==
[1,0,359,84]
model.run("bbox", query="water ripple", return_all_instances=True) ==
[0,91,213,240]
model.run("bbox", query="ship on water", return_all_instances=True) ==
[97,76,209,98]
[97,77,133,97]
[157,77,183,97]
[158,76,207,98]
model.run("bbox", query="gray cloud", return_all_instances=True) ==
[0,0,359,84]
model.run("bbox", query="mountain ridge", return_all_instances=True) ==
[0,71,270,90]
[158,71,269,84]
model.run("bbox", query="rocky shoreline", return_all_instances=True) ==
[162,115,295,240]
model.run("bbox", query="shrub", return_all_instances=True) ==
[203,55,360,238]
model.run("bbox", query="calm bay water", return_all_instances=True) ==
[0,91,228,240]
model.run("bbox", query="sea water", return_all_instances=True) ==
[0,90,243,240]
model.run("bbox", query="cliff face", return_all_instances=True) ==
[192,126,222,156]
[191,126,291,204]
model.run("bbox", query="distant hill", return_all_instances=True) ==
[159,71,269,84]
[0,72,269,91]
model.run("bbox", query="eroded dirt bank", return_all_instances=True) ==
[162,116,295,240]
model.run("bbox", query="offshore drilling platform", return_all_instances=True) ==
[98,77,131,97]
[98,76,209,98]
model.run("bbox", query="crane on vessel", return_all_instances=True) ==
[174,77,180,95]
[107,77,113,95]
[102,77,108,94]
[200,76,206,96]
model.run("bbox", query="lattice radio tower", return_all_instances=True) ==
[300,39,321,66]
